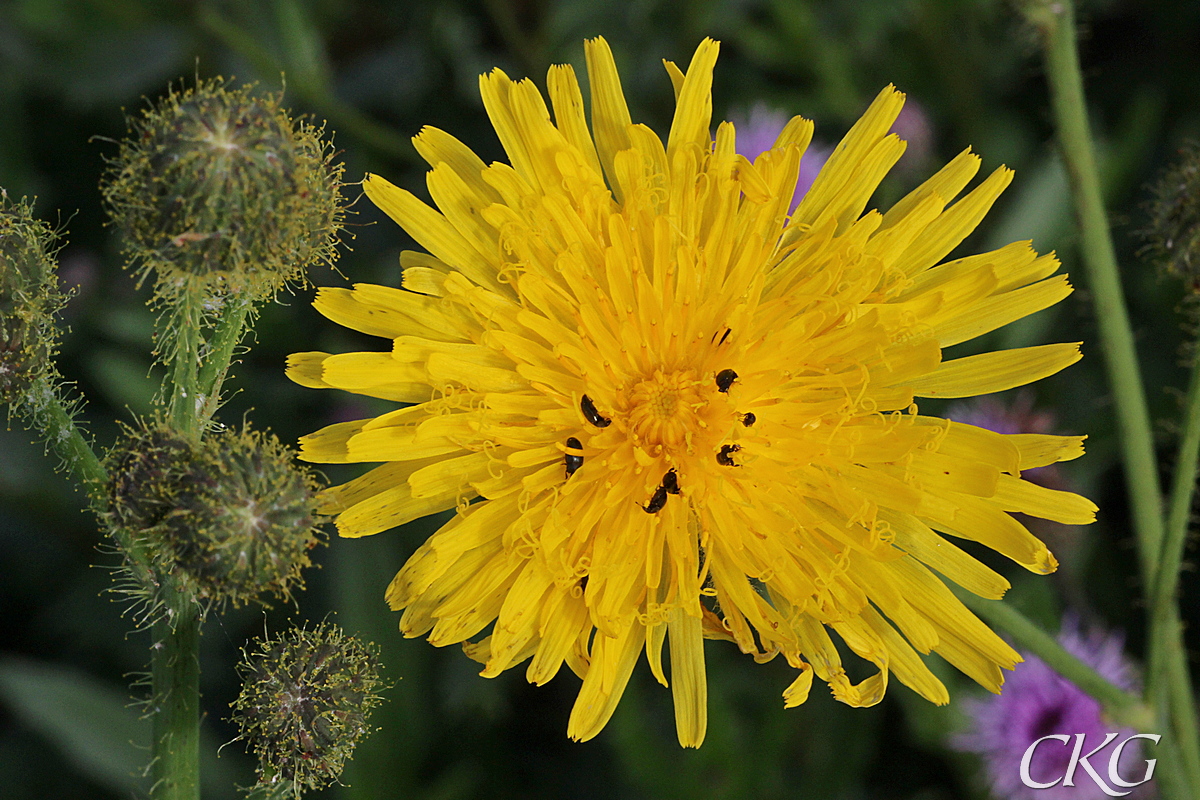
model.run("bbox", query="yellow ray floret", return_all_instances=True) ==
[289,36,1095,748]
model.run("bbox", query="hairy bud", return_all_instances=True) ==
[1144,141,1200,290]
[231,622,383,796]
[102,80,344,301]
[0,193,65,406]
[106,420,324,611]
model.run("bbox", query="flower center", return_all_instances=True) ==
[624,369,709,450]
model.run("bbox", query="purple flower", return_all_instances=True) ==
[730,104,829,212]
[955,618,1149,799]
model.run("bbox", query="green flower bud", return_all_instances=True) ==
[102,80,345,301]
[105,420,324,610]
[1144,141,1200,290]
[0,193,65,406]
[106,421,193,533]
[231,622,383,796]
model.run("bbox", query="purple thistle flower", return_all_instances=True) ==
[730,104,829,212]
[955,618,1149,799]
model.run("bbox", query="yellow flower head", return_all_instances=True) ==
[288,37,1096,748]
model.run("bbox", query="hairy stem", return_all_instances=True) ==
[150,604,201,800]
[164,284,204,440]
[196,294,254,424]
[20,373,161,588]
[20,373,105,496]
[150,281,207,799]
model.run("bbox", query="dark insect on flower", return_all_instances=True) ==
[662,468,680,495]
[715,369,738,393]
[230,622,383,796]
[717,444,741,466]
[580,394,611,427]
[564,436,584,477]
[741,412,756,427]
[642,484,668,513]
[287,37,1099,749]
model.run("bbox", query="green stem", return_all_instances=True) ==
[1166,644,1200,791]
[1153,348,1200,784]
[21,373,106,497]
[196,294,254,424]
[1037,0,1165,585]
[951,587,1151,729]
[150,605,201,800]
[1033,1,1200,791]
[165,285,203,440]
[150,283,206,799]
[20,373,159,586]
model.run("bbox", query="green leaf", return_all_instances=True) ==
[0,657,149,796]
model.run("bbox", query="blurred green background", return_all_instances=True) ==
[1,0,1198,797]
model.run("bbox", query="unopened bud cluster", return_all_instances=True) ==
[102,80,344,301]
[1145,141,1200,291]
[106,421,324,610]
[0,194,65,407]
[231,622,383,796]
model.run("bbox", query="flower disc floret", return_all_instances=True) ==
[288,37,1097,748]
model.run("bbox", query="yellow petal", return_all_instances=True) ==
[933,274,1074,348]
[363,173,504,293]
[880,147,980,231]
[882,509,1010,600]
[668,607,708,748]
[909,342,1082,398]
[337,480,460,538]
[922,493,1057,574]
[990,473,1098,524]
[527,586,590,685]
[412,125,501,205]
[666,38,719,163]
[285,351,332,389]
[546,63,604,180]
[584,37,633,202]
[859,604,949,705]
[1007,433,1087,468]
[297,418,368,463]
[893,166,1014,276]
[567,622,646,742]
[782,663,815,709]
[320,352,432,403]
[792,85,905,228]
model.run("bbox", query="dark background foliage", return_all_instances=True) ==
[1,0,1198,798]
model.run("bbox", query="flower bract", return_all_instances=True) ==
[288,37,1097,747]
